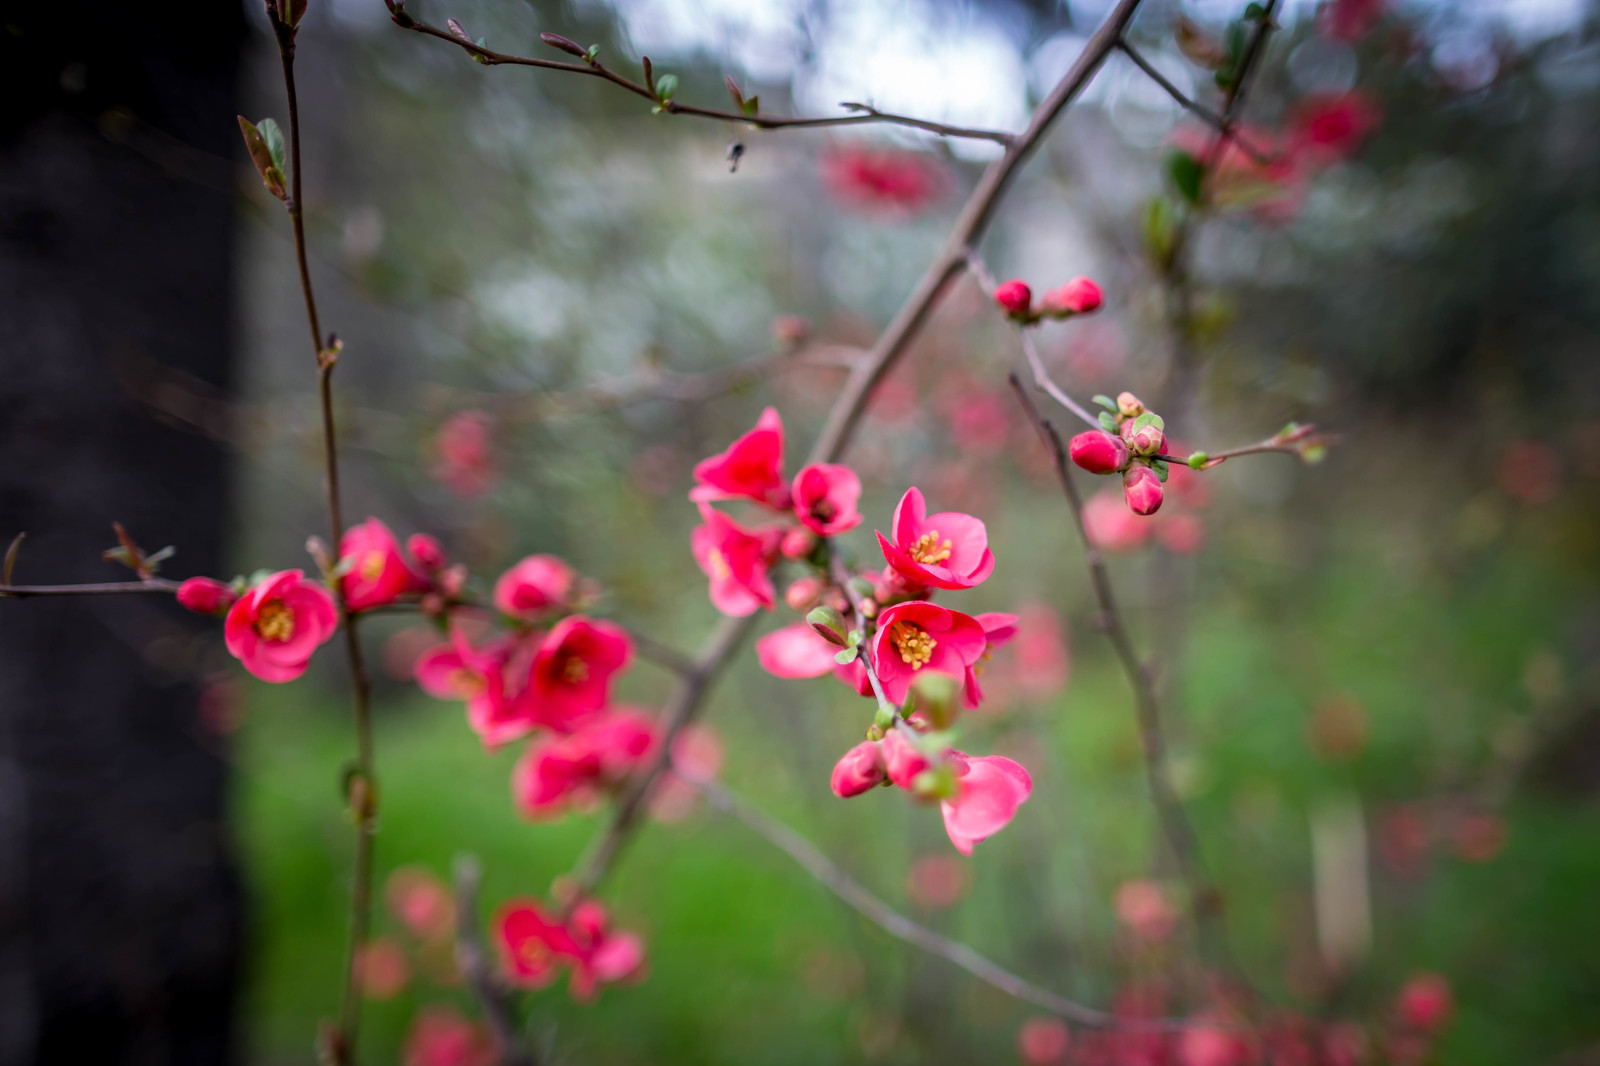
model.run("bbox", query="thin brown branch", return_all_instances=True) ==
[561,0,1150,906]
[690,773,1209,1032]
[453,856,537,1066]
[1115,41,1277,167]
[0,579,181,597]
[390,14,1014,145]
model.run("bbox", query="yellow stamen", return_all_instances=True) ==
[450,669,484,697]
[706,548,731,580]
[890,620,937,670]
[517,939,550,969]
[359,551,385,581]
[563,657,589,684]
[256,600,295,642]
[909,530,952,566]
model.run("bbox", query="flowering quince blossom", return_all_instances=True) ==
[526,616,633,732]
[339,517,427,611]
[819,145,944,216]
[494,898,581,988]
[512,708,656,819]
[830,740,887,798]
[493,554,577,621]
[1039,276,1103,316]
[223,569,338,682]
[755,622,841,679]
[386,866,455,942]
[690,504,778,617]
[177,576,236,616]
[432,409,496,499]
[1069,393,1171,516]
[1291,91,1381,165]
[993,279,1032,318]
[1395,973,1453,1033]
[415,627,533,748]
[402,1006,495,1066]
[939,751,1032,856]
[689,406,790,510]
[791,463,863,537]
[566,899,647,1001]
[876,487,995,591]
[869,601,988,704]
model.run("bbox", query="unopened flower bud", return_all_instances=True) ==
[858,597,878,619]
[1116,392,1145,419]
[993,279,1033,319]
[806,605,849,646]
[407,533,446,571]
[830,741,886,798]
[780,527,817,560]
[176,576,237,617]
[881,729,932,790]
[1125,423,1165,457]
[785,576,825,611]
[1038,276,1103,316]
[1122,464,1165,516]
[1068,430,1130,475]
[539,32,587,57]
[438,564,469,599]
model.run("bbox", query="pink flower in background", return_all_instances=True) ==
[386,866,456,942]
[821,145,944,216]
[224,569,338,682]
[493,554,577,621]
[877,487,996,591]
[1083,489,1153,552]
[512,709,656,819]
[1452,812,1508,863]
[870,601,988,704]
[1038,276,1103,316]
[1395,973,1453,1033]
[1116,880,1178,941]
[415,628,535,748]
[432,409,496,499]
[939,752,1031,855]
[691,505,777,617]
[907,853,969,909]
[756,623,840,679]
[1292,92,1382,164]
[963,611,1018,709]
[690,406,790,510]
[1014,603,1071,699]
[566,900,647,1002]
[1157,513,1205,555]
[339,517,426,612]
[355,937,411,999]
[495,898,579,988]
[831,740,887,798]
[792,463,863,536]
[1016,1017,1071,1064]
[177,576,236,616]
[402,1006,495,1066]
[407,533,447,572]
[1178,1019,1252,1066]
[526,616,632,732]
[941,384,1011,457]
[1171,124,1303,222]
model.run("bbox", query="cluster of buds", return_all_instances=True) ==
[992,275,1103,325]
[1068,392,1171,515]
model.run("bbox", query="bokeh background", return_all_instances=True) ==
[3,0,1599,1063]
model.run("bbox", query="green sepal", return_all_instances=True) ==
[1092,394,1118,411]
[1152,459,1169,483]
[1098,411,1118,432]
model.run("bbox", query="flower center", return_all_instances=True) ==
[450,668,484,697]
[909,530,952,566]
[890,620,936,670]
[359,551,386,582]
[256,601,295,643]
[516,938,551,970]
[810,500,836,522]
[562,657,589,684]
[706,548,731,580]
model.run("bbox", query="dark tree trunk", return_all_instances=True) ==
[0,3,246,1064]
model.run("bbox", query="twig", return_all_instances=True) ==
[561,0,1150,905]
[454,856,537,1066]
[690,773,1205,1032]
[389,13,1015,146]
[0,579,181,597]
[1115,41,1277,167]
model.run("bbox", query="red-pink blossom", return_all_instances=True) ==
[177,576,237,616]
[493,554,577,622]
[386,866,455,941]
[870,601,988,704]
[963,611,1019,709]
[820,145,944,216]
[494,898,579,988]
[876,487,995,591]
[792,463,863,536]
[1395,973,1452,1033]
[1292,92,1381,164]
[339,517,427,612]
[939,751,1031,855]
[907,853,969,909]
[1039,276,1103,316]
[756,622,840,679]
[783,576,825,611]
[691,505,777,617]
[880,728,933,790]
[1115,880,1178,941]
[690,406,790,509]
[415,628,536,748]
[1156,513,1205,555]
[1017,1017,1071,1064]
[566,900,647,1002]
[1122,465,1165,515]
[780,527,817,560]
[223,569,338,682]
[407,533,447,572]
[403,1006,495,1066]
[831,740,887,798]
[525,616,632,733]
[432,409,496,499]
[942,385,1011,457]
[1069,430,1130,474]
[1084,489,1152,552]
[993,279,1033,318]
[355,937,411,999]
[512,708,656,819]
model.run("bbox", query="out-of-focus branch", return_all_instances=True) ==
[560,0,1150,907]
[1116,41,1277,167]
[453,856,537,1066]
[0,579,180,597]
[387,9,1015,145]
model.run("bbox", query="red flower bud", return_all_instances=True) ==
[830,741,886,798]
[1122,465,1165,515]
[780,527,817,560]
[1039,276,1103,316]
[1116,391,1145,418]
[1125,423,1165,457]
[784,576,825,611]
[177,576,237,616]
[993,280,1032,318]
[1396,973,1452,1033]
[407,533,446,572]
[881,728,933,790]
[1068,430,1129,475]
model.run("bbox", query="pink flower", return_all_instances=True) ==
[1017,1017,1071,1064]
[386,866,455,941]
[791,463,863,536]
[432,409,497,499]
[566,900,647,1002]
[355,937,410,1000]
[177,576,236,616]
[1069,430,1129,474]
[1014,603,1071,699]
[870,601,989,704]
[1122,465,1165,515]
[526,616,632,732]
[689,406,790,509]
[493,554,577,622]
[1039,276,1103,316]
[223,570,338,682]
[906,853,969,909]
[415,628,536,748]
[939,752,1031,855]
[820,146,944,216]
[963,611,1019,709]
[690,505,777,617]
[512,709,656,819]
[1292,92,1381,164]
[830,740,887,798]
[407,533,447,572]
[880,728,933,790]
[339,517,427,612]
[1115,880,1178,941]
[1083,489,1152,552]
[1396,973,1452,1033]
[756,623,841,679]
[993,279,1032,318]
[876,487,995,591]
[403,1006,495,1066]
[494,899,579,988]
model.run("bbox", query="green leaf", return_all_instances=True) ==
[1143,197,1177,266]
[258,118,287,174]
[1168,150,1204,205]
[1187,451,1209,470]
[655,73,678,101]
[1099,411,1118,432]
[742,95,759,116]
[1133,411,1165,433]
[585,44,599,62]
[1092,394,1118,411]
[1152,459,1169,483]
[846,630,861,647]
[834,647,859,665]
[143,545,176,571]
[1243,2,1267,20]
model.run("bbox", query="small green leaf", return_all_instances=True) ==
[1152,459,1169,483]
[1187,451,1209,470]
[143,546,176,571]
[1133,411,1165,433]
[1168,149,1204,205]
[258,118,287,174]
[742,94,759,116]
[1092,394,1117,411]
[1099,411,1118,432]
[834,647,859,665]
[846,630,862,648]
[1300,444,1328,464]
[1243,2,1267,20]
[1144,196,1177,266]
[585,44,599,62]
[655,73,678,101]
